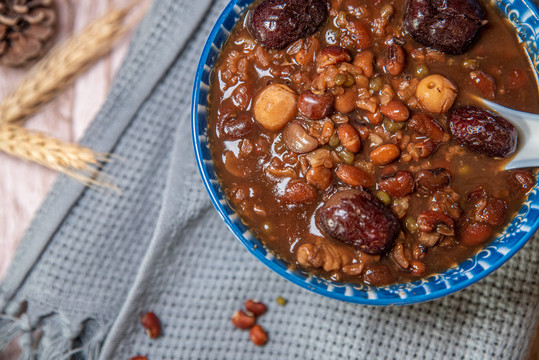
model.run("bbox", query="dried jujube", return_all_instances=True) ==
[318,189,400,254]
[449,106,518,158]
[249,0,328,49]
[404,0,487,54]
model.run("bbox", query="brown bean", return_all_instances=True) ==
[414,139,437,158]
[470,70,496,99]
[282,181,318,204]
[353,50,375,78]
[415,168,451,192]
[224,151,250,178]
[418,232,441,247]
[348,19,372,50]
[380,100,409,122]
[410,261,426,276]
[353,122,371,140]
[218,114,256,140]
[507,170,535,192]
[306,166,333,190]
[335,86,357,114]
[369,144,400,165]
[408,113,449,143]
[430,191,463,219]
[297,91,334,120]
[317,121,335,145]
[417,211,454,234]
[385,44,406,76]
[335,164,375,188]
[379,170,415,197]
[316,46,351,71]
[337,123,361,153]
[506,68,528,91]
[295,37,320,66]
[362,263,395,285]
[391,243,410,269]
[472,197,507,226]
[231,84,252,110]
[461,222,492,246]
[306,148,334,168]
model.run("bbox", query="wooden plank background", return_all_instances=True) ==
[0,0,148,277]
[0,0,537,358]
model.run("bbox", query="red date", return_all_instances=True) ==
[318,189,400,254]
[249,0,328,49]
[449,106,517,158]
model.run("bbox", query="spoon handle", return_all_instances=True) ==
[476,98,539,170]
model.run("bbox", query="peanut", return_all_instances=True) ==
[245,299,267,316]
[353,50,375,78]
[231,310,256,329]
[250,325,268,346]
[369,144,400,165]
[335,164,375,188]
[335,86,357,114]
[337,123,361,153]
[282,181,318,204]
[461,222,492,246]
[380,99,409,122]
[306,166,333,190]
[140,312,161,339]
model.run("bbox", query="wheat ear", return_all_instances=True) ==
[0,123,119,192]
[0,3,135,125]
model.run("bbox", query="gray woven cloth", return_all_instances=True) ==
[1,0,538,359]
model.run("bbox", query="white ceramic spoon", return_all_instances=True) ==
[473,97,539,170]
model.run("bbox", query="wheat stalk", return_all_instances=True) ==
[0,123,119,192]
[0,2,138,125]
[0,1,148,190]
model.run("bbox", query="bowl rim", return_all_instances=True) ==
[191,0,539,305]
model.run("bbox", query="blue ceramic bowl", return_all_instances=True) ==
[192,0,539,305]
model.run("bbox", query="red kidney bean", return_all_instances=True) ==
[379,170,415,198]
[385,44,406,76]
[408,113,449,143]
[460,222,492,246]
[297,91,334,120]
[415,168,451,192]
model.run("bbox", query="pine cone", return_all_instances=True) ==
[0,0,57,67]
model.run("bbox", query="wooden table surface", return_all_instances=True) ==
[0,0,538,359]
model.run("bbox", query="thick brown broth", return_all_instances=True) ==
[208,0,539,285]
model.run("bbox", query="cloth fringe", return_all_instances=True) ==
[1,307,108,360]
[38,331,73,360]
[0,316,22,349]
[18,331,34,360]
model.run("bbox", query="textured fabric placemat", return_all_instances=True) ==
[1,0,538,359]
